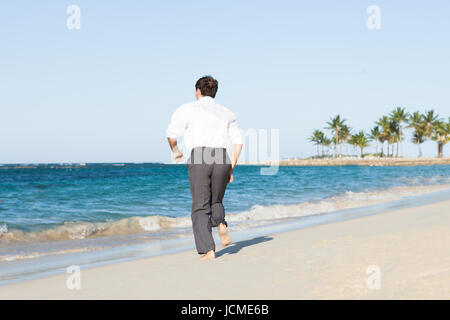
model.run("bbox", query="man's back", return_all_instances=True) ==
[166,96,242,154]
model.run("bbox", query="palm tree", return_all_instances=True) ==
[331,136,338,155]
[326,115,346,157]
[390,107,409,157]
[376,116,392,157]
[389,120,399,157]
[352,131,371,157]
[369,126,381,156]
[423,110,440,137]
[318,131,326,156]
[408,111,426,158]
[411,127,426,158]
[309,130,323,157]
[408,111,423,131]
[431,118,450,158]
[339,124,351,156]
[422,110,445,157]
[348,135,357,156]
[323,137,332,157]
[378,133,387,157]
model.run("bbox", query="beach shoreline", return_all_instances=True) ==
[1,184,449,287]
[1,195,449,299]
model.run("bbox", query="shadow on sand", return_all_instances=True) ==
[215,236,274,258]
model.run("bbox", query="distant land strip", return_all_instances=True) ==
[245,157,450,167]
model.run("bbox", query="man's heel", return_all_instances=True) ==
[218,223,232,247]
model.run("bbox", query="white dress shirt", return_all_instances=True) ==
[166,96,243,154]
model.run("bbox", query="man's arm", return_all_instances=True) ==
[230,143,243,168]
[228,143,243,183]
[166,105,188,163]
[167,138,184,163]
[227,115,243,183]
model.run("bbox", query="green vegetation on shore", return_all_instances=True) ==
[309,108,450,158]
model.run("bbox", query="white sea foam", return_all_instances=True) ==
[0,224,7,235]
[225,184,450,223]
[0,215,192,243]
[0,183,449,244]
[0,247,99,262]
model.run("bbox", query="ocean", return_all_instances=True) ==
[1,163,450,284]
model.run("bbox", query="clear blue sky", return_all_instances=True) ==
[1,0,449,163]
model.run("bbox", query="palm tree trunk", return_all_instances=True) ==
[438,142,443,158]
[334,129,338,157]
[398,121,402,157]
[418,143,422,158]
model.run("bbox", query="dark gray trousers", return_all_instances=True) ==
[187,147,231,254]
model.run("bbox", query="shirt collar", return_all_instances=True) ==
[199,96,214,102]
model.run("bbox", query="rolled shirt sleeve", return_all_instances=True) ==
[166,105,188,139]
[228,116,243,145]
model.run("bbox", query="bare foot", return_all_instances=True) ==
[218,223,232,247]
[201,250,215,260]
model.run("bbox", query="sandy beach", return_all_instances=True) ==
[1,198,449,299]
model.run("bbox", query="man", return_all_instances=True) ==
[166,76,243,260]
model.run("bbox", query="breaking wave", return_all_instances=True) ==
[227,184,450,222]
[1,183,449,244]
[0,216,191,244]
[0,224,7,235]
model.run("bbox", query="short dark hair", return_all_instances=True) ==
[195,76,219,98]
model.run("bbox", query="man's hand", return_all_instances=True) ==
[168,138,184,163]
[173,150,184,163]
[228,167,234,183]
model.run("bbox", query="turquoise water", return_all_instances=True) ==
[1,163,450,284]
[0,163,450,238]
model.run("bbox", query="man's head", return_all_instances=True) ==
[195,76,218,100]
